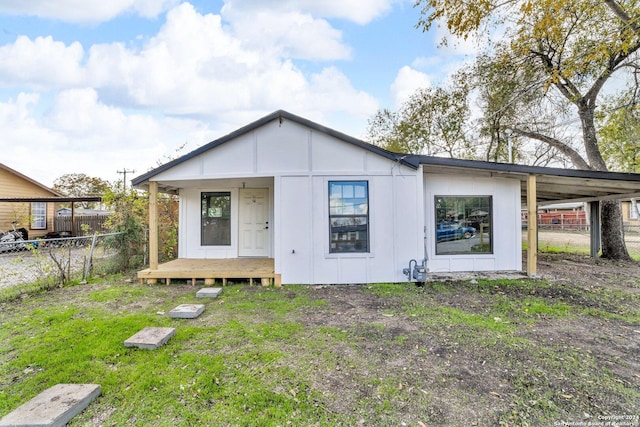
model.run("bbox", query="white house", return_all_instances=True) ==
[132,110,640,285]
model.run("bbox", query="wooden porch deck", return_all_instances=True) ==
[137,258,279,286]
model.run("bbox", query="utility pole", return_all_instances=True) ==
[117,168,136,189]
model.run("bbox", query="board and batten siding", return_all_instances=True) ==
[152,119,424,284]
[423,173,522,272]
[0,167,57,237]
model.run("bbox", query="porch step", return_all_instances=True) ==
[123,327,176,350]
[0,384,101,427]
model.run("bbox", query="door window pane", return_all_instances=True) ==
[201,192,231,246]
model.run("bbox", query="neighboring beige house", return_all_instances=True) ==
[0,163,63,239]
[621,199,640,230]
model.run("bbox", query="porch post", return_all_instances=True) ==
[149,181,158,271]
[527,174,537,276]
[589,201,601,258]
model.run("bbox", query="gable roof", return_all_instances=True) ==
[132,109,640,205]
[132,110,413,187]
[0,163,64,197]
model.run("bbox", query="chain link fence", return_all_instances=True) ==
[0,232,125,296]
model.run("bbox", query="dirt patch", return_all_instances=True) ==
[273,254,640,425]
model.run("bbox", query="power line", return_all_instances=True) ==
[117,168,136,189]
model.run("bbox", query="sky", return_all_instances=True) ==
[0,0,475,187]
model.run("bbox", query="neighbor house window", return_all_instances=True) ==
[31,202,46,229]
[435,196,492,255]
[201,192,231,246]
[631,199,638,220]
[329,181,369,253]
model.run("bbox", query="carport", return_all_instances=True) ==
[412,156,640,275]
[0,196,102,237]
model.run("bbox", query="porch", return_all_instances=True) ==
[137,258,279,286]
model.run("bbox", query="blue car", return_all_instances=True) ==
[436,222,476,242]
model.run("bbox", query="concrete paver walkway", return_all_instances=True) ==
[0,384,101,427]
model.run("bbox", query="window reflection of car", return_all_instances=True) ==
[436,222,476,242]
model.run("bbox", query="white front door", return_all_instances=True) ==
[238,188,270,257]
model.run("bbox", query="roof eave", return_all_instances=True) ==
[131,110,418,188]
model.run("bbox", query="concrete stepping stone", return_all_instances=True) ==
[196,287,223,298]
[168,304,205,319]
[0,383,101,427]
[123,327,176,350]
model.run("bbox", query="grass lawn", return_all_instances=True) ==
[0,269,639,426]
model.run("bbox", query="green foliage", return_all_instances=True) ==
[52,173,110,209]
[367,78,472,157]
[413,0,640,170]
[102,185,147,270]
[597,94,640,172]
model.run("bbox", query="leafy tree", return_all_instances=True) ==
[414,0,640,259]
[102,184,147,270]
[597,94,640,173]
[472,53,567,166]
[53,173,110,209]
[367,79,472,157]
[102,182,179,270]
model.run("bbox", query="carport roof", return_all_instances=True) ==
[410,156,640,206]
[0,197,102,203]
[131,109,640,205]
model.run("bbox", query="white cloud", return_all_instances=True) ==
[0,1,388,184]
[0,36,84,88]
[83,3,371,117]
[0,0,179,23]
[390,65,431,107]
[222,0,397,25]
[223,9,351,61]
[0,90,214,185]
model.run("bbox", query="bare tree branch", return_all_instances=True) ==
[510,127,591,169]
[604,0,640,33]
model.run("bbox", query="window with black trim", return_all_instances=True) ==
[329,181,369,253]
[201,192,231,246]
[435,196,492,255]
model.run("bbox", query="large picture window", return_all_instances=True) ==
[329,181,369,253]
[435,196,492,255]
[31,202,46,230]
[201,192,231,246]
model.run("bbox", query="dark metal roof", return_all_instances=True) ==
[0,197,102,203]
[408,155,640,181]
[131,109,640,204]
[132,110,412,186]
[409,155,640,205]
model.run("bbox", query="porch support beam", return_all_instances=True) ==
[527,174,537,276]
[149,181,159,271]
[589,201,601,258]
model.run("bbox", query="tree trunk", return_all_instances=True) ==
[600,200,631,260]
[578,101,608,171]
[578,103,631,260]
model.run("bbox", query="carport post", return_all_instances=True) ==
[149,181,158,271]
[589,201,601,258]
[527,174,537,276]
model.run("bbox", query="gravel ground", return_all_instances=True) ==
[0,241,116,289]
